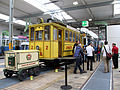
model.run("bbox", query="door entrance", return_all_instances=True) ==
[58,29,62,57]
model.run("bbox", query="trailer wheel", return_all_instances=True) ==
[18,70,27,81]
[4,70,13,78]
[33,67,40,76]
[28,68,34,76]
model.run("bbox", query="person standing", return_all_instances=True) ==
[96,45,101,62]
[73,44,83,74]
[86,42,94,71]
[72,41,79,55]
[102,41,110,73]
[112,43,118,69]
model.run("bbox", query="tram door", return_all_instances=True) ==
[58,29,62,57]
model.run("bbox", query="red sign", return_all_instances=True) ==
[26,54,32,60]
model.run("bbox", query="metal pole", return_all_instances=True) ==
[65,62,67,86]
[9,0,14,50]
[98,26,100,45]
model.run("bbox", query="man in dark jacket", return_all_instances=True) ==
[72,41,79,54]
[73,44,83,74]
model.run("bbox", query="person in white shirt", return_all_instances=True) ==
[102,41,110,73]
[86,42,94,71]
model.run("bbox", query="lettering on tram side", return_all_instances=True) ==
[21,62,36,67]
[46,46,48,50]
[31,46,33,49]
[66,46,72,49]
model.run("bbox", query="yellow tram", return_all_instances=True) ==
[29,22,84,62]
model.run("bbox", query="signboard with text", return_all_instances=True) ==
[82,21,89,27]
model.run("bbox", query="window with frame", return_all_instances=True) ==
[44,26,50,40]
[69,31,72,41]
[2,40,5,46]
[65,30,68,41]
[73,32,75,42]
[30,27,34,41]
[53,28,57,40]
[36,31,43,40]
[76,33,78,41]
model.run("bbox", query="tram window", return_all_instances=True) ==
[2,40,5,46]
[6,40,9,46]
[69,31,72,42]
[76,34,78,41]
[36,31,43,40]
[44,26,50,40]
[65,30,68,41]
[73,32,75,42]
[30,27,34,41]
[53,29,57,40]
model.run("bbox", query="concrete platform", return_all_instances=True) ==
[113,59,120,90]
[81,60,112,90]
[1,60,100,90]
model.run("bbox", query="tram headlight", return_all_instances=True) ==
[36,46,39,50]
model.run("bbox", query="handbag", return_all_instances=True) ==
[104,46,112,60]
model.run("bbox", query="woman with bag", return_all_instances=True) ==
[102,41,111,73]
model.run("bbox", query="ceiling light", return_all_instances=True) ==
[89,19,92,21]
[73,1,78,5]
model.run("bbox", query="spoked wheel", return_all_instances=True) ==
[4,70,13,78]
[18,70,28,81]
[33,67,40,76]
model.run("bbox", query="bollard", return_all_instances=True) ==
[30,75,33,80]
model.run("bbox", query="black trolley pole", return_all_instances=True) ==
[61,60,72,89]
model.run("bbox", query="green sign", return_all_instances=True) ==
[82,21,89,27]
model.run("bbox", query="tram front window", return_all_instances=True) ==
[36,31,43,40]
[44,26,50,41]
[53,29,57,40]
[30,27,34,41]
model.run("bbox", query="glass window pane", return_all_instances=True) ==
[30,27,34,41]
[45,26,50,41]
[69,31,72,41]
[76,34,78,41]
[65,30,68,41]
[73,32,75,42]
[53,29,57,40]
[36,31,43,40]
[2,40,5,46]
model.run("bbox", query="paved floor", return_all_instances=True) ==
[81,60,112,90]
[113,59,120,90]
[0,59,100,90]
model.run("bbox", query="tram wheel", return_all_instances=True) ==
[18,70,28,81]
[4,70,13,78]
[33,67,40,76]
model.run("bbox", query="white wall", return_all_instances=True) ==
[107,25,120,52]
